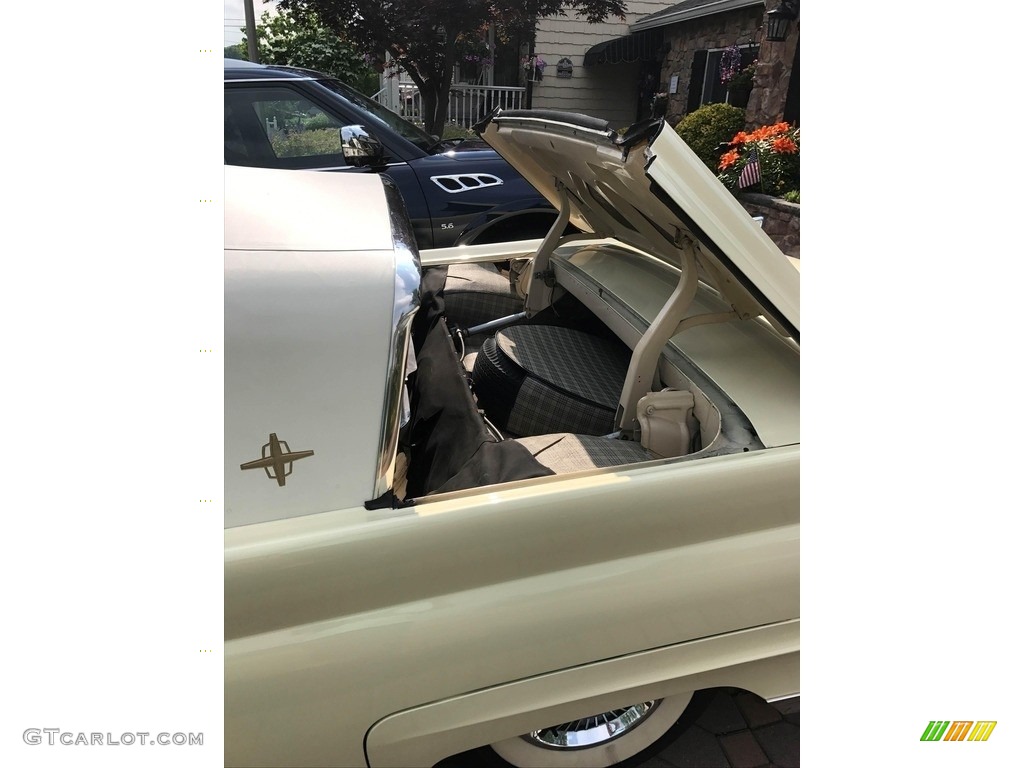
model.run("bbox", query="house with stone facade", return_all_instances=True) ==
[530,0,799,130]
[632,0,799,127]
[629,0,801,258]
[527,0,801,258]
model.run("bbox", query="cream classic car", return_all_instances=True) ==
[225,110,799,768]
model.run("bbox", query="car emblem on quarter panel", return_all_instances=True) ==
[240,433,314,487]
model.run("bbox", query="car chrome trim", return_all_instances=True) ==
[523,700,660,750]
[373,177,421,500]
[307,163,408,172]
[341,125,385,167]
[223,76,319,83]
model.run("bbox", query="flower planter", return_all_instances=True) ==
[727,85,752,108]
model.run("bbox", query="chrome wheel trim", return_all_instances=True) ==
[490,692,693,768]
[523,701,659,749]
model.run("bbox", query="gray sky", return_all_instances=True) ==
[225,0,278,46]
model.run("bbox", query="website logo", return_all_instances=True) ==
[920,721,997,742]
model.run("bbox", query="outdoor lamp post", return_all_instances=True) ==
[765,0,798,42]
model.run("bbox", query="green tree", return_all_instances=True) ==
[224,43,245,60]
[241,8,380,96]
[277,0,626,137]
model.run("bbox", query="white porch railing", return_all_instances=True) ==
[374,81,527,128]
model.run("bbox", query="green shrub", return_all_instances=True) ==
[674,103,747,171]
[783,190,800,204]
[270,128,341,158]
[304,112,334,131]
[441,123,476,140]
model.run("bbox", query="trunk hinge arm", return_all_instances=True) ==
[616,238,702,433]
[524,183,571,317]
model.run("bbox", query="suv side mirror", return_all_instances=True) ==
[340,125,385,168]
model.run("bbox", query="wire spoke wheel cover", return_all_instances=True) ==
[490,693,693,768]
[526,701,659,749]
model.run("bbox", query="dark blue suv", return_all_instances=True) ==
[224,60,555,249]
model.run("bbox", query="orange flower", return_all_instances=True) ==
[746,122,790,142]
[771,136,798,154]
[729,131,749,146]
[719,150,741,170]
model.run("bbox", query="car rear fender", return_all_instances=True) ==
[364,620,799,767]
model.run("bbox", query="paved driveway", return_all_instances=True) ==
[639,688,800,768]
[436,688,799,767]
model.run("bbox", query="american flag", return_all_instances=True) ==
[738,152,761,189]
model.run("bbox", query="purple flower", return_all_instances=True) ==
[720,45,742,84]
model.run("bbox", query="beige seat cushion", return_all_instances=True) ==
[515,433,652,473]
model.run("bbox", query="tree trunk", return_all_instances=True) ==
[422,83,450,138]
[393,32,456,138]
[422,34,456,139]
[420,86,439,137]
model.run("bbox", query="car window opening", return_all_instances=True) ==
[392,254,763,503]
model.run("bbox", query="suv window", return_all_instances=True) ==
[317,78,436,152]
[225,87,351,169]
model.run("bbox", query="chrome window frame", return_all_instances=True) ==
[372,177,422,500]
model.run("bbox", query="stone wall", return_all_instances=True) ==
[661,7,764,127]
[738,193,799,258]
[746,1,799,127]
[659,1,798,130]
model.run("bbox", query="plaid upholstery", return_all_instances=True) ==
[471,337,525,428]
[496,326,629,409]
[507,377,616,437]
[444,263,524,329]
[515,434,652,473]
[472,324,631,437]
